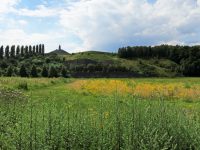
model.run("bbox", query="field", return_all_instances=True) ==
[1,77,200,149]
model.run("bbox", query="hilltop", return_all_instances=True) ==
[48,45,70,55]
[49,49,69,55]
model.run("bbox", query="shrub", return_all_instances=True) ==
[19,65,29,77]
[30,65,38,77]
[17,82,28,90]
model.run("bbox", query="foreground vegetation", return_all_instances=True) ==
[1,77,200,149]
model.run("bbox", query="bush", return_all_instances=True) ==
[17,82,28,90]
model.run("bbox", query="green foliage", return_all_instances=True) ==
[0,44,45,59]
[0,46,3,59]
[49,66,58,78]
[17,82,28,90]
[25,46,29,57]
[33,45,36,55]
[61,66,68,78]
[10,45,15,58]
[21,45,24,56]
[0,44,199,77]
[0,60,8,69]
[31,65,38,77]
[118,45,200,76]
[0,88,25,102]
[6,66,13,77]
[16,45,20,56]
[36,45,39,54]
[5,45,9,59]
[39,44,42,54]
[42,44,45,56]
[29,45,32,56]
[42,66,49,77]
[45,58,50,63]
[20,65,29,77]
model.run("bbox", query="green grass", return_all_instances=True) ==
[1,77,200,149]
[60,51,179,77]
[63,51,117,62]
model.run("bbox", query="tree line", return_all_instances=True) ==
[0,44,45,59]
[6,65,68,78]
[118,45,200,76]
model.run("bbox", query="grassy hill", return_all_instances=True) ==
[0,50,181,77]
[56,51,180,77]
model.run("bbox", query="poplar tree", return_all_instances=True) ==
[5,46,9,59]
[0,46,3,59]
[29,45,32,56]
[16,45,20,56]
[42,44,45,56]
[21,46,24,56]
[25,46,29,57]
[39,44,42,54]
[10,45,15,58]
[33,46,36,55]
[36,45,39,54]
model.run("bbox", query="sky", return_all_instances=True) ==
[0,0,200,53]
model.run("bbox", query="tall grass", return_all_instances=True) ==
[1,94,200,149]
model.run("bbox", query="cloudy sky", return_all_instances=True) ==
[0,0,200,53]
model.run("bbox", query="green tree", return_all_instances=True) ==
[25,46,29,57]
[0,46,3,59]
[0,60,8,69]
[6,66,13,77]
[10,45,15,58]
[21,46,24,56]
[33,46,36,55]
[20,65,29,77]
[61,66,68,78]
[49,66,58,78]
[31,65,38,77]
[36,45,39,54]
[42,44,45,56]
[29,45,32,56]
[39,44,42,54]
[16,45,20,56]
[5,45,9,59]
[42,66,48,77]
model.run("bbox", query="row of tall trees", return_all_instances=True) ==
[118,45,200,62]
[118,45,200,76]
[0,44,45,59]
[5,65,68,78]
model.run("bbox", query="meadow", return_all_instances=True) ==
[1,77,200,149]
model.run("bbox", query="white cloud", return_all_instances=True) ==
[58,0,200,51]
[0,29,66,52]
[18,20,28,25]
[1,0,200,52]
[0,0,19,13]
[17,5,60,17]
